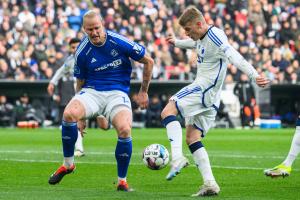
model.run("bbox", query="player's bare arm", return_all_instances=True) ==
[47,83,55,95]
[255,75,270,88]
[136,55,154,109]
[75,79,85,93]
[166,36,175,45]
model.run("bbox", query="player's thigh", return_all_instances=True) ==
[72,88,106,118]
[63,99,85,121]
[104,91,131,121]
[186,125,202,145]
[171,84,203,118]
[185,108,217,138]
[161,100,177,119]
[112,108,132,138]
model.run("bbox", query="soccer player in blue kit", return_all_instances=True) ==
[48,10,154,191]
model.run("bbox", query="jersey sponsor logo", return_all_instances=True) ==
[110,49,119,57]
[133,43,142,54]
[91,57,97,63]
[94,59,122,71]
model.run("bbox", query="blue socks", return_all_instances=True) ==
[62,121,78,157]
[115,137,132,179]
[188,141,204,154]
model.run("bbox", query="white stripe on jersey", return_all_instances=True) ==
[75,37,89,61]
[107,31,134,46]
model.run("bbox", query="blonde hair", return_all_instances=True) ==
[179,6,205,26]
[83,10,102,23]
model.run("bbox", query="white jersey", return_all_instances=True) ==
[175,26,258,108]
[50,54,75,85]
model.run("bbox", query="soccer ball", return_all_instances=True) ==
[142,144,169,170]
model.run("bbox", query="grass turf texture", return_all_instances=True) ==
[0,128,299,200]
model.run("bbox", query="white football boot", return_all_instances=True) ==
[191,180,220,197]
[166,156,189,180]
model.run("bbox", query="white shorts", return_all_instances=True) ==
[72,88,132,122]
[170,84,217,136]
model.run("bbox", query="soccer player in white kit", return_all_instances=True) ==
[161,6,269,196]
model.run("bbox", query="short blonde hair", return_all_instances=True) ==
[83,10,102,23]
[179,6,205,26]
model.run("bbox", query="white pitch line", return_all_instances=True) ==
[0,150,285,159]
[0,158,273,171]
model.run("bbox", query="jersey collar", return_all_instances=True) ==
[200,25,214,40]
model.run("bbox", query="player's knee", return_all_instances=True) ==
[63,109,81,122]
[161,103,177,119]
[186,134,200,145]
[161,108,168,119]
[117,125,131,138]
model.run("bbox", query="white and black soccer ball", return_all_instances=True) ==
[142,144,169,170]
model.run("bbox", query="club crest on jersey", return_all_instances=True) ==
[110,49,119,57]
[133,44,142,54]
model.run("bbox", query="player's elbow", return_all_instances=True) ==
[146,56,154,67]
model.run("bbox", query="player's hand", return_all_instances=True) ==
[166,35,175,45]
[136,91,149,109]
[77,119,86,137]
[47,83,55,95]
[255,75,270,88]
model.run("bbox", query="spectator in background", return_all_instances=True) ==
[0,94,14,127]
[0,59,14,79]
[12,93,42,126]
[234,74,261,127]
[131,93,146,126]
[146,94,162,127]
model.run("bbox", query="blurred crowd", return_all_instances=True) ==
[0,0,299,84]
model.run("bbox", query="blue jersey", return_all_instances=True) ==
[74,30,146,94]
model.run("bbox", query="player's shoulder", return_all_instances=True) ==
[64,54,75,65]
[74,36,90,60]
[206,26,226,47]
[107,30,135,47]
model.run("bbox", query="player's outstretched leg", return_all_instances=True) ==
[189,141,220,196]
[162,115,189,181]
[49,121,78,184]
[264,118,300,178]
[264,164,291,178]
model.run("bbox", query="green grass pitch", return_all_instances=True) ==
[0,128,299,200]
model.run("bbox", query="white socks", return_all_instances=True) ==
[75,130,84,152]
[166,121,183,161]
[192,147,216,183]
[63,157,74,168]
[283,127,300,167]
